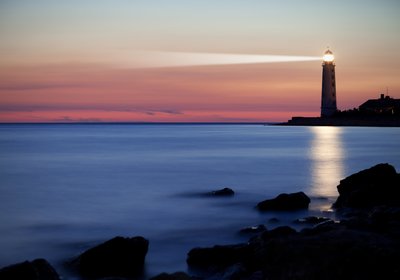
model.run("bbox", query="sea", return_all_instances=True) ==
[0,124,399,279]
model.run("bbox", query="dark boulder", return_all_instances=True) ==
[209,187,235,196]
[0,259,60,280]
[73,236,149,278]
[257,192,310,211]
[334,163,400,208]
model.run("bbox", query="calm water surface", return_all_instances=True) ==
[0,124,399,278]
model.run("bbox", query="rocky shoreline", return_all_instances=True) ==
[1,163,400,280]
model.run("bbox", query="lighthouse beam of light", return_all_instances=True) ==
[117,51,321,69]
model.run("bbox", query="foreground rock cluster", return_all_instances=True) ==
[183,163,400,280]
[0,236,149,280]
[1,163,399,279]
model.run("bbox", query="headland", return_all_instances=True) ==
[282,115,400,127]
[282,94,400,127]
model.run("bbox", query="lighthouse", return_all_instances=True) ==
[321,49,337,117]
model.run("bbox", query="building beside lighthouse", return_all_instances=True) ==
[321,49,337,117]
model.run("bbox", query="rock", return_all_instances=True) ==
[248,223,400,280]
[206,263,247,280]
[73,236,149,278]
[257,192,310,211]
[294,216,332,225]
[187,217,400,279]
[248,270,264,280]
[209,187,235,196]
[185,164,400,279]
[239,224,267,235]
[310,220,337,231]
[187,243,251,270]
[334,163,400,208]
[368,206,400,223]
[0,258,60,280]
[150,271,193,280]
[249,226,297,245]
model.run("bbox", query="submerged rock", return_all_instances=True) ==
[257,192,310,211]
[72,236,149,278]
[0,259,60,280]
[209,187,235,196]
[334,163,400,209]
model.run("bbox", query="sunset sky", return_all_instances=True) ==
[1,0,399,122]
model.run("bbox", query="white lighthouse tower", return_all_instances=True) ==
[321,49,337,117]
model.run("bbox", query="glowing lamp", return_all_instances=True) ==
[323,49,334,62]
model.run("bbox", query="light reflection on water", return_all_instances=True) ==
[309,126,345,197]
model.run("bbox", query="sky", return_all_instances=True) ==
[0,0,399,122]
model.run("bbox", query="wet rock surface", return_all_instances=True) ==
[257,191,310,211]
[0,259,60,280]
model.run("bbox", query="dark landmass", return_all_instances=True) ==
[282,115,400,127]
[282,94,400,127]
[2,163,400,280]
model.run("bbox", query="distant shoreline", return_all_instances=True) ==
[279,116,400,127]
